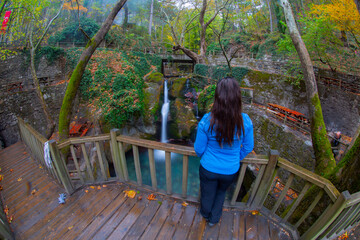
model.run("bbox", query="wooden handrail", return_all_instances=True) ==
[117,135,197,156]
[16,123,358,239]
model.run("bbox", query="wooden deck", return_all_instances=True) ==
[0,142,293,240]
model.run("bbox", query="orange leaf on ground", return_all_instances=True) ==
[17,178,22,182]
[10,169,13,172]
[124,190,136,198]
[182,202,189,207]
[0,175,3,181]
[147,193,157,201]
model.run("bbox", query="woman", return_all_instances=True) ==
[194,77,254,226]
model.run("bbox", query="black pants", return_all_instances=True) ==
[199,165,237,224]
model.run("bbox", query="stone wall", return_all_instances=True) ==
[242,70,360,137]
[0,54,68,147]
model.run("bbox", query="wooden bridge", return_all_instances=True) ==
[1,118,360,239]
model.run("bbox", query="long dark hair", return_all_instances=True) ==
[209,77,244,146]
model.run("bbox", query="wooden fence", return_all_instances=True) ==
[17,119,360,239]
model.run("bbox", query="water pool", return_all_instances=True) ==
[125,147,201,197]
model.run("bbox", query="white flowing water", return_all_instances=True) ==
[161,80,169,143]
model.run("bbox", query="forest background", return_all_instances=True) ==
[0,0,359,195]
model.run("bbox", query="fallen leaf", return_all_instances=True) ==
[158,201,162,205]
[90,186,95,189]
[340,232,349,239]
[85,190,89,193]
[68,226,73,230]
[97,186,101,190]
[147,193,157,201]
[10,169,13,172]
[0,185,2,191]
[31,189,37,195]
[251,210,260,215]
[4,206,8,215]
[17,178,22,182]
[124,190,136,198]
[39,165,43,169]
[181,202,189,207]
[23,152,27,154]
[0,175,3,181]
[138,196,143,201]
[102,184,107,188]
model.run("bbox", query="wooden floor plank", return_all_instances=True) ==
[11,182,61,228]
[238,211,247,239]
[258,215,270,239]
[246,213,258,240]
[91,196,138,240]
[76,188,128,240]
[156,202,184,239]
[61,188,122,240]
[21,189,93,239]
[38,188,117,240]
[107,197,148,240]
[219,210,234,240]
[0,143,295,240]
[139,199,173,240]
[172,204,197,240]
[123,199,161,240]
[187,209,206,240]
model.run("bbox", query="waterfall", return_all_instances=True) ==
[161,80,170,143]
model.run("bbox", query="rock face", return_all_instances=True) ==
[0,54,67,147]
[107,72,164,138]
[167,77,198,141]
[242,70,360,136]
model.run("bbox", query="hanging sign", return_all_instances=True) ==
[0,11,12,34]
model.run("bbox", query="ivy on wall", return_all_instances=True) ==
[65,48,162,128]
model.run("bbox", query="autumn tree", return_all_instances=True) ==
[163,0,230,63]
[58,0,127,141]
[280,0,336,176]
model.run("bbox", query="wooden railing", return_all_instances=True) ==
[17,120,360,240]
[17,118,63,187]
[0,198,14,240]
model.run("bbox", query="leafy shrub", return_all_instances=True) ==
[48,18,100,45]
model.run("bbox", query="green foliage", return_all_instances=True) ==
[48,18,100,45]
[39,46,65,65]
[198,84,216,113]
[76,49,161,128]
[257,33,282,59]
[194,64,248,83]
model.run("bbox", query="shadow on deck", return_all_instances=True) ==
[0,142,293,240]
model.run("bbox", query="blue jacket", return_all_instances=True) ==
[194,112,254,175]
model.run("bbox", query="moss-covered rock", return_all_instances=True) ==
[170,98,197,139]
[169,77,187,99]
[143,72,163,124]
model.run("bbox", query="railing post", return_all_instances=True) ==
[48,140,74,194]
[250,150,278,209]
[300,191,350,240]
[110,129,124,181]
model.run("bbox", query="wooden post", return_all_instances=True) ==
[118,142,129,181]
[48,140,74,194]
[132,145,142,185]
[231,163,248,205]
[250,150,279,209]
[148,149,157,190]
[182,155,189,198]
[110,129,124,181]
[300,191,350,240]
[165,151,172,194]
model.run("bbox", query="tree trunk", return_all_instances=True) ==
[173,45,201,63]
[58,0,127,142]
[354,0,360,15]
[266,0,273,33]
[30,48,55,139]
[0,0,8,17]
[148,0,154,36]
[332,125,360,193]
[280,0,336,175]
[123,3,128,27]
[27,2,63,139]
